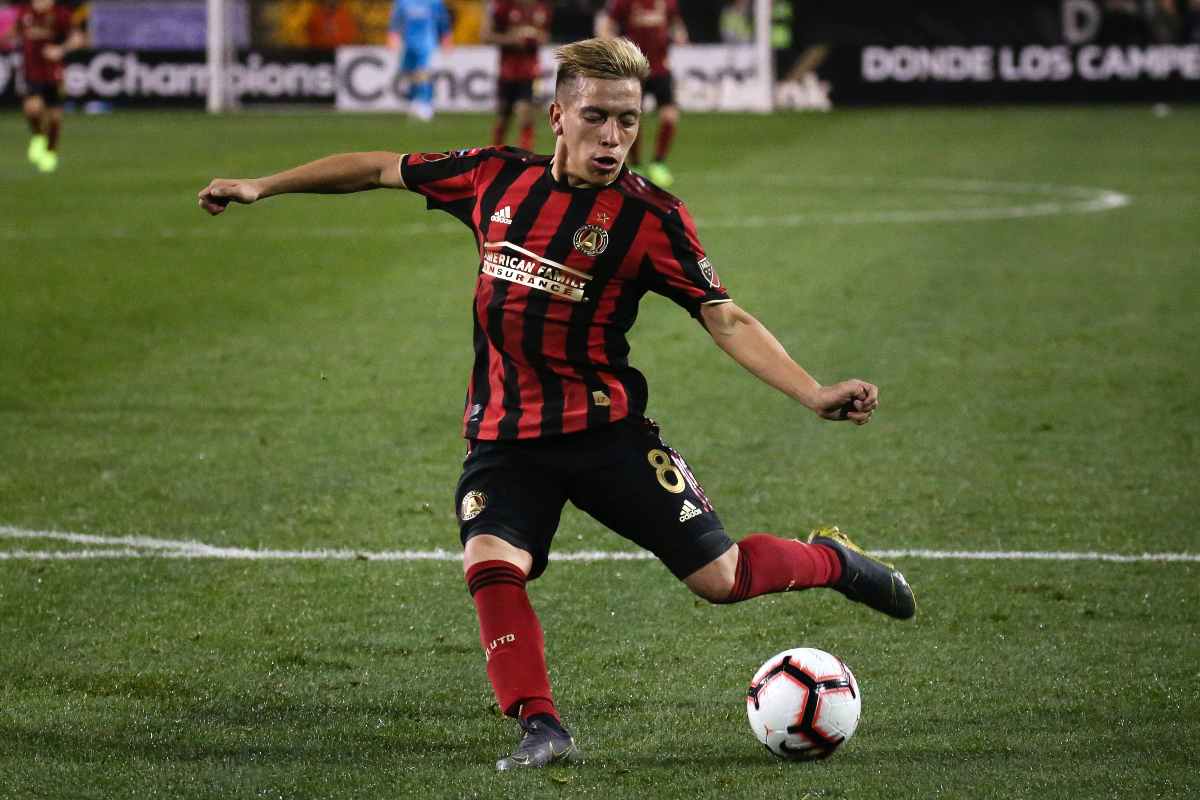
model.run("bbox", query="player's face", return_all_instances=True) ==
[32,0,55,10]
[550,76,642,188]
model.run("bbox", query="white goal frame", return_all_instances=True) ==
[206,0,238,112]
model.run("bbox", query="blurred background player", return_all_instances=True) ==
[482,0,552,151]
[8,0,84,173]
[597,0,686,187]
[388,0,451,121]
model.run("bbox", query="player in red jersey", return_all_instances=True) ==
[597,0,686,187]
[481,0,552,152]
[7,0,84,173]
[197,37,914,771]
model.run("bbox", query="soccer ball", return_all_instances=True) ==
[746,647,861,761]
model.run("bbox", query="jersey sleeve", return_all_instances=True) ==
[642,203,730,318]
[400,147,490,228]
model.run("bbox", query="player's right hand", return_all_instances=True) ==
[197,179,260,216]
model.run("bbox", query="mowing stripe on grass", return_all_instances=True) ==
[1,526,1196,563]
[0,179,1130,242]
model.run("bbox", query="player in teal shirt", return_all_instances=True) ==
[388,0,452,120]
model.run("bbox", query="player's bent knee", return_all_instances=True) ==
[683,544,739,604]
[462,533,533,576]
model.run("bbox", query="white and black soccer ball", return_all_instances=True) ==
[746,647,861,761]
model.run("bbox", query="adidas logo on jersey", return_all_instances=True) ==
[679,499,703,522]
[490,206,513,225]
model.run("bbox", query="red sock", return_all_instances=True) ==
[466,560,558,721]
[720,534,842,604]
[27,114,43,136]
[47,120,60,151]
[654,118,676,162]
[519,124,534,152]
[492,120,506,146]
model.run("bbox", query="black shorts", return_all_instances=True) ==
[497,79,534,115]
[455,417,732,581]
[643,73,676,109]
[21,79,64,107]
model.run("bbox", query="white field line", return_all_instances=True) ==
[1,526,1195,564]
[0,179,1130,241]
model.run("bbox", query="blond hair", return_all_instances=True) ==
[555,37,650,96]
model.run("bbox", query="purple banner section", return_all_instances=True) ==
[0,50,333,107]
[89,0,249,51]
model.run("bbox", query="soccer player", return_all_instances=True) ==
[481,0,552,151]
[9,0,84,173]
[387,0,451,121]
[197,37,914,771]
[597,0,686,187]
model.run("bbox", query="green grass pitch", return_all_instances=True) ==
[1,106,1198,799]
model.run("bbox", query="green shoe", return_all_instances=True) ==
[646,161,674,188]
[27,134,48,165]
[808,526,916,620]
[37,151,58,173]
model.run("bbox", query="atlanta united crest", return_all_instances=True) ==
[573,224,609,257]
[460,490,487,521]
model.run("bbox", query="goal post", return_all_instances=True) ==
[751,0,774,111]
[206,0,239,113]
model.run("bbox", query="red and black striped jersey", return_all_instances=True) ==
[16,3,74,84]
[605,0,680,77]
[401,146,729,440]
[492,0,552,82]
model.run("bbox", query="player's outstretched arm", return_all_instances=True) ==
[700,301,878,425]
[197,151,406,216]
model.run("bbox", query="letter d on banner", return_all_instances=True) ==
[1063,0,1102,45]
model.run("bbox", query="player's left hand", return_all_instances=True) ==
[42,44,64,62]
[811,379,878,425]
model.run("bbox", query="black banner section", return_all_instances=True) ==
[784,0,1197,47]
[773,0,1200,105]
[0,50,334,107]
[817,44,1200,105]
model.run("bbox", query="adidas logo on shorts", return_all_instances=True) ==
[490,206,513,225]
[679,499,703,522]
